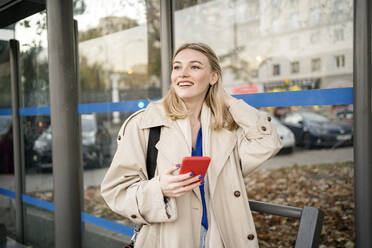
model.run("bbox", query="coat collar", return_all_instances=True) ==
[139,100,172,129]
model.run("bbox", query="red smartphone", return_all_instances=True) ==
[179,156,211,178]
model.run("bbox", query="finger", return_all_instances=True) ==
[174,180,202,195]
[168,172,195,183]
[163,166,180,175]
[177,174,203,187]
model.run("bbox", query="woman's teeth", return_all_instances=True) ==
[178,82,193,86]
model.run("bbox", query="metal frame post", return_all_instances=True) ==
[249,200,323,248]
[354,0,372,247]
[295,206,324,248]
[46,1,82,248]
[9,39,25,243]
[160,0,174,97]
[74,18,86,239]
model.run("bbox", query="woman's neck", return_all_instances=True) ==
[184,99,203,122]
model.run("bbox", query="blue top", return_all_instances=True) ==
[191,127,208,230]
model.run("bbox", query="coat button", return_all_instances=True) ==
[234,190,241,197]
[131,214,136,219]
[261,126,267,131]
[267,116,271,122]
[118,135,121,140]
[247,234,255,240]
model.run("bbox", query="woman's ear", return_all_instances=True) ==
[210,72,219,86]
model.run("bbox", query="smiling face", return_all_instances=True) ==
[171,48,218,104]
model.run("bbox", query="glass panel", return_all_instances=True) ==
[15,12,49,108]
[74,0,161,246]
[81,113,117,170]
[0,39,16,238]
[75,0,161,105]
[82,223,130,247]
[174,0,353,93]
[15,12,55,247]
[175,1,354,247]
[0,40,11,109]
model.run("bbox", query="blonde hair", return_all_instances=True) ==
[163,43,238,131]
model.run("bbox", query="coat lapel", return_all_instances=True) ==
[207,127,237,198]
[200,103,238,199]
[199,104,237,198]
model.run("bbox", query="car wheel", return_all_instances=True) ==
[303,132,313,149]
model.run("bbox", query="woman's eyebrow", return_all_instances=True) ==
[173,60,204,65]
[190,60,203,65]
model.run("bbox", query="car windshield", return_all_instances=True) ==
[302,112,329,123]
[0,116,11,131]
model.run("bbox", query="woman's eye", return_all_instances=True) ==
[173,65,180,70]
[191,65,200,70]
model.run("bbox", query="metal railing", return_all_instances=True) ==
[249,200,324,248]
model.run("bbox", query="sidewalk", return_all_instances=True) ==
[261,146,353,169]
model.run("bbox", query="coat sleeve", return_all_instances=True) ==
[100,112,177,225]
[228,99,283,178]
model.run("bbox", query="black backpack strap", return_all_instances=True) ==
[146,126,161,180]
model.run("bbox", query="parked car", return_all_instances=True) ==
[334,108,353,124]
[0,116,13,174]
[270,115,295,153]
[33,114,106,170]
[280,111,353,148]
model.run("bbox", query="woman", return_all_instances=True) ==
[101,43,282,248]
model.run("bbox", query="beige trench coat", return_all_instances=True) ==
[101,99,282,248]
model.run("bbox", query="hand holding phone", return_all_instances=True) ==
[179,156,211,178]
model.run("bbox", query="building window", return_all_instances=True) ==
[334,28,344,42]
[335,55,345,68]
[333,0,348,22]
[271,0,281,7]
[310,7,322,26]
[289,12,300,29]
[291,61,300,73]
[312,58,321,72]
[289,0,298,8]
[272,19,280,33]
[273,64,280,76]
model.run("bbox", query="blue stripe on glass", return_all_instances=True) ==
[22,194,55,211]
[0,108,12,116]
[82,213,134,237]
[0,187,134,237]
[78,99,150,114]
[19,106,50,116]
[0,88,354,116]
[0,188,15,198]
[234,88,354,108]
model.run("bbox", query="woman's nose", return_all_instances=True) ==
[179,67,190,77]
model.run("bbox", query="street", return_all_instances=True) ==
[261,146,353,169]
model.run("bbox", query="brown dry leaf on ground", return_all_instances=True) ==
[247,162,354,248]
[31,162,355,247]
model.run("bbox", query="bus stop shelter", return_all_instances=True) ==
[0,0,371,247]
